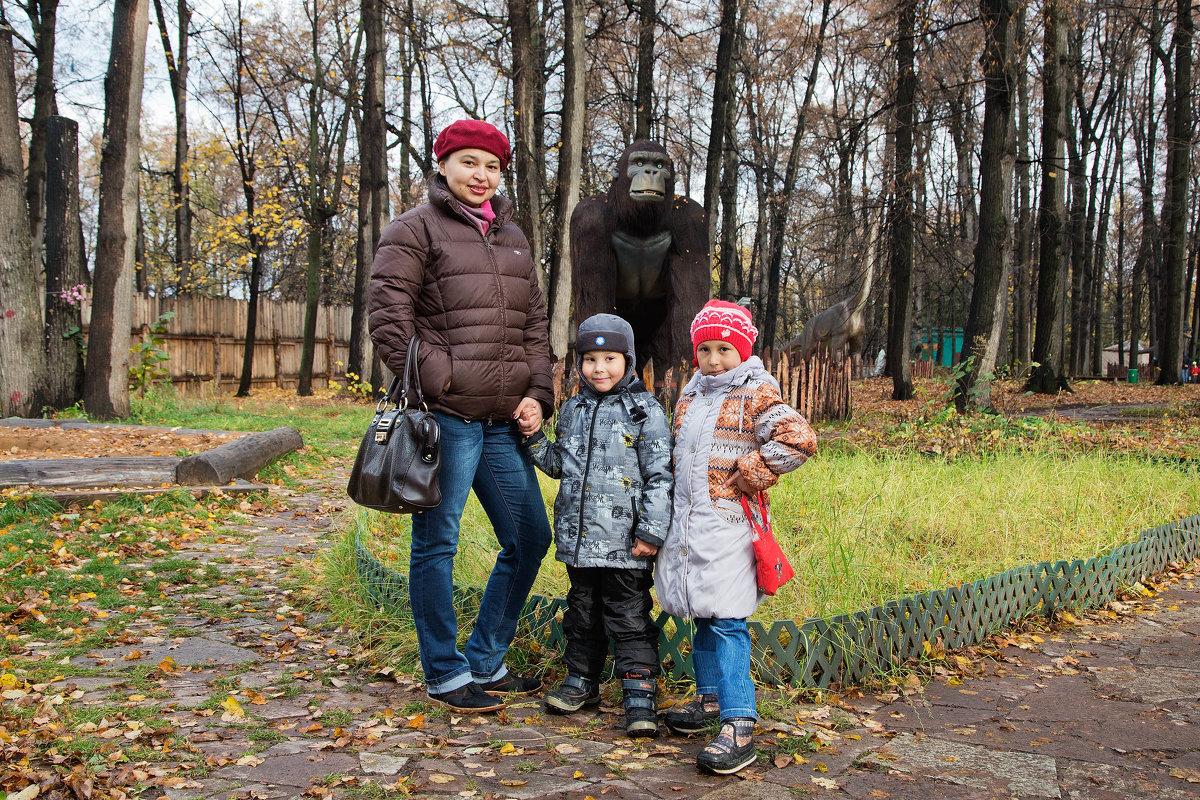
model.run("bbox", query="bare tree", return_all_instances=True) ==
[1155,0,1191,384]
[888,0,918,401]
[956,0,1018,412]
[704,0,739,263]
[0,23,46,417]
[508,0,546,288]
[547,0,586,359]
[151,0,193,293]
[19,0,60,276]
[347,0,388,387]
[84,0,149,420]
[1025,0,1070,394]
[44,114,84,410]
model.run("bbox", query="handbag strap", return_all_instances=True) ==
[739,492,771,542]
[378,335,426,410]
[397,335,425,409]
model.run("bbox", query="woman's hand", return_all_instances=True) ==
[632,538,659,557]
[513,397,542,436]
[722,469,755,496]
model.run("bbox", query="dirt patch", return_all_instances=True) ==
[0,426,241,461]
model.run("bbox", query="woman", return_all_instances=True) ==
[368,119,553,712]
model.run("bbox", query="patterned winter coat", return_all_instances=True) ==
[525,373,672,571]
[655,357,816,619]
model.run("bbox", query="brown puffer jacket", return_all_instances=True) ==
[368,177,553,422]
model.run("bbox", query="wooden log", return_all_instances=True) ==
[0,456,180,488]
[176,426,302,485]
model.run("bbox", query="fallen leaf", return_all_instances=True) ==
[572,770,586,779]
[774,754,791,768]
[9,785,39,800]
[236,755,265,766]
[1169,766,1200,783]
[427,774,456,784]
[499,779,527,788]
[221,696,245,718]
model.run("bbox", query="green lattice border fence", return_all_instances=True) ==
[356,512,1200,688]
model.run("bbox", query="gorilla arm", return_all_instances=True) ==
[569,196,618,342]
[662,196,711,368]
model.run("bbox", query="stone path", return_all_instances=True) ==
[51,478,1200,800]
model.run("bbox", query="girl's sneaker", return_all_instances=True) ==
[696,719,757,775]
[664,693,719,735]
[544,674,601,714]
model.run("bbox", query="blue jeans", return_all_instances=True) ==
[409,414,551,694]
[692,618,757,721]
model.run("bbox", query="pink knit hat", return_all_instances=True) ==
[433,119,511,169]
[690,300,758,362]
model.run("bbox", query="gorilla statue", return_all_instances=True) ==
[570,141,710,371]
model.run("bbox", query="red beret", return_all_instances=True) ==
[433,119,512,169]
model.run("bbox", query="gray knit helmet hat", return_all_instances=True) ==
[575,313,637,376]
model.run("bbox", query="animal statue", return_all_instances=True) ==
[794,220,878,375]
[570,141,710,370]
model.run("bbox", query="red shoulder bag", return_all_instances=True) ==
[740,491,795,596]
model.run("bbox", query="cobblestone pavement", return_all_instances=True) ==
[49,478,1199,800]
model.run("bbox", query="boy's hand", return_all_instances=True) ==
[513,397,542,436]
[722,469,756,496]
[632,538,659,558]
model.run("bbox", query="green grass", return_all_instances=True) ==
[326,449,1200,672]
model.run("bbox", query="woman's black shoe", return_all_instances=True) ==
[478,672,542,696]
[428,682,506,713]
[544,674,601,714]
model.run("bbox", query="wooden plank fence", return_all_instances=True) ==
[553,348,854,423]
[82,294,359,394]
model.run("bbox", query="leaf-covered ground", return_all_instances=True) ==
[1,381,1197,800]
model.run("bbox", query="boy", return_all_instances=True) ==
[524,313,672,737]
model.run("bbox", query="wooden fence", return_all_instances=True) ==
[553,348,854,423]
[82,294,359,394]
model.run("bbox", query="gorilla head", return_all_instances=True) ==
[610,140,676,237]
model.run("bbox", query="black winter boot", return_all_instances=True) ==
[696,718,757,775]
[544,674,601,714]
[664,692,719,735]
[622,669,658,738]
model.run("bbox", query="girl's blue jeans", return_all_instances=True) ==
[408,414,551,694]
[692,617,758,721]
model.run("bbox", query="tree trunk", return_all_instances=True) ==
[151,0,192,293]
[547,0,585,359]
[956,0,1016,413]
[84,0,149,420]
[0,27,46,418]
[44,115,84,410]
[634,0,656,140]
[703,0,738,257]
[1156,0,1191,384]
[24,0,61,280]
[298,9,324,398]
[1066,27,1087,377]
[718,89,741,300]
[888,0,917,401]
[1012,1,1032,371]
[508,0,546,290]
[1024,0,1070,394]
[761,0,831,349]
[349,0,387,386]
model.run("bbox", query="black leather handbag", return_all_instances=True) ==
[347,336,442,513]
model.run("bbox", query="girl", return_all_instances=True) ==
[654,300,817,774]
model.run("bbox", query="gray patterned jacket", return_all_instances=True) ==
[525,377,672,570]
